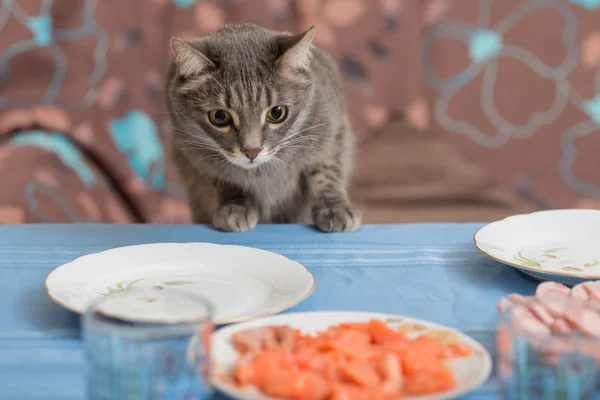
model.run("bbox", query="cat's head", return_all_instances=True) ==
[168,24,318,170]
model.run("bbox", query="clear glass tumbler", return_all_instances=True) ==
[498,297,600,400]
[82,291,213,400]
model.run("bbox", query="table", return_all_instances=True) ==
[0,223,539,399]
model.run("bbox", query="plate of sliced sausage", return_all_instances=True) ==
[475,209,600,285]
[210,311,492,400]
[498,281,600,337]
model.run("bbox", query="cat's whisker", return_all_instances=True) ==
[177,143,224,155]
[176,137,218,145]
[278,138,321,148]
[279,145,320,151]
[189,153,225,168]
[280,122,329,143]
[206,156,227,171]
[176,135,223,151]
[276,153,305,167]
[179,143,223,152]
[281,133,322,141]
[273,156,296,172]
[278,135,323,147]
[177,137,218,148]
[303,121,329,130]
[171,127,220,146]
[277,139,322,151]
[215,158,234,173]
[286,133,323,138]
[189,152,224,161]
[277,141,318,151]
[293,121,330,134]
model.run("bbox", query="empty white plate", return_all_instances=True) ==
[210,311,492,400]
[45,243,315,324]
[475,209,600,285]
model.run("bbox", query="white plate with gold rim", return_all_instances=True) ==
[45,243,315,324]
[210,311,492,400]
[475,209,600,285]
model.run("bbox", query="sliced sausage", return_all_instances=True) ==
[511,305,550,336]
[550,318,572,334]
[535,281,570,299]
[497,297,513,312]
[571,283,589,300]
[508,294,529,304]
[528,303,555,326]
[504,294,556,326]
[536,289,569,317]
[582,282,600,301]
[564,307,600,338]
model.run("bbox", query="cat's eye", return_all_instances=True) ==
[208,110,232,127]
[266,106,288,124]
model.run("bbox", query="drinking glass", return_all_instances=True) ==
[463,326,499,397]
[82,291,213,400]
[497,297,600,399]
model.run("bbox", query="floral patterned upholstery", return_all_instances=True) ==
[0,0,598,224]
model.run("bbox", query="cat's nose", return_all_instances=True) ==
[243,148,262,161]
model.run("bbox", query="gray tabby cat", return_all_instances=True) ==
[166,23,360,233]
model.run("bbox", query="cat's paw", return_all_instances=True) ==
[313,203,361,233]
[213,205,259,232]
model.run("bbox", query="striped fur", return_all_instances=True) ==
[166,24,360,232]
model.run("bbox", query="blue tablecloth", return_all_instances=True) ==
[0,223,539,399]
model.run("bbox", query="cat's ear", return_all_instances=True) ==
[275,27,316,73]
[170,37,215,77]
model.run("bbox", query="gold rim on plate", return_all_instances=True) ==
[473,210,600,280]
[44,244,317,325]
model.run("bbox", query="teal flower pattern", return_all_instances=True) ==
[569,0,600,9]
[423,0,579,148]
[11,131,94,186]
[171,0,197,7]
[559,72,600,197]
[0,0,108,107]
[109,110,165,191]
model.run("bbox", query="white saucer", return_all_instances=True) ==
[475,209,600,285]
[45,243,315,324]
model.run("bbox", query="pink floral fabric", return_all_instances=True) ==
[0,0,598,224]
[422,0,600,210]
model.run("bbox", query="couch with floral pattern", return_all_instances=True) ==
[1,0,598,224]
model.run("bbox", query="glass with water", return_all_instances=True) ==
[82,291,213,400]
[498,297,600,399]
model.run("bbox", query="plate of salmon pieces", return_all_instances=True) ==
[209,311,492,400]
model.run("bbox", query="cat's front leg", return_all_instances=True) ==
[212,186,259,232]
[212,204,259,232]
[308,164,361,233]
